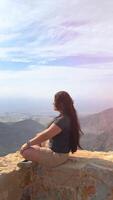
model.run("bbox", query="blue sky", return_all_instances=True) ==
[0,0,113,112]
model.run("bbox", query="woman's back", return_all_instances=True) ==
[49,114,71,153]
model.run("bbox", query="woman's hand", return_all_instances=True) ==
[20,143,29,154]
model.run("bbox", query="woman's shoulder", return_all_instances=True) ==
[53,114,70,130]
[54,114,70,124]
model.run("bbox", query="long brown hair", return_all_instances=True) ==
[54,91,84,153]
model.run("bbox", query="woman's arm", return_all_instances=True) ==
[27,123,62,146]
[22,123,62,148]
[20,123,62,153]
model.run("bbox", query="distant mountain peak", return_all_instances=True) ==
[99,107,113,115]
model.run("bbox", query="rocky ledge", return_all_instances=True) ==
[0,150,113,200]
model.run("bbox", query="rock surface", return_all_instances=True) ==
[0,150,113,200]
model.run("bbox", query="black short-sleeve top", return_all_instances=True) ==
[49,114,71,153]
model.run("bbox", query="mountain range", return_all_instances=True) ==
[0,108,113,156]
[80,108,113,151]
[0,119,44,156]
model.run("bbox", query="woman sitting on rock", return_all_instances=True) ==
[18,91,83,168]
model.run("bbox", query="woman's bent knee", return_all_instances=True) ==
[21,148,32,159]
[20,146,40,161]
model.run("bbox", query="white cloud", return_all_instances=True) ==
[0,65,113,101]
[0,33,20,42]
[0,0,113,62]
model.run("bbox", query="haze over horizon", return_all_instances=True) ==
[0,97,112,116]
[0,0,113,115]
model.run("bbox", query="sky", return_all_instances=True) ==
[0,0,113,114]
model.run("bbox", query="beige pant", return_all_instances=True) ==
[21,144,69,168]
